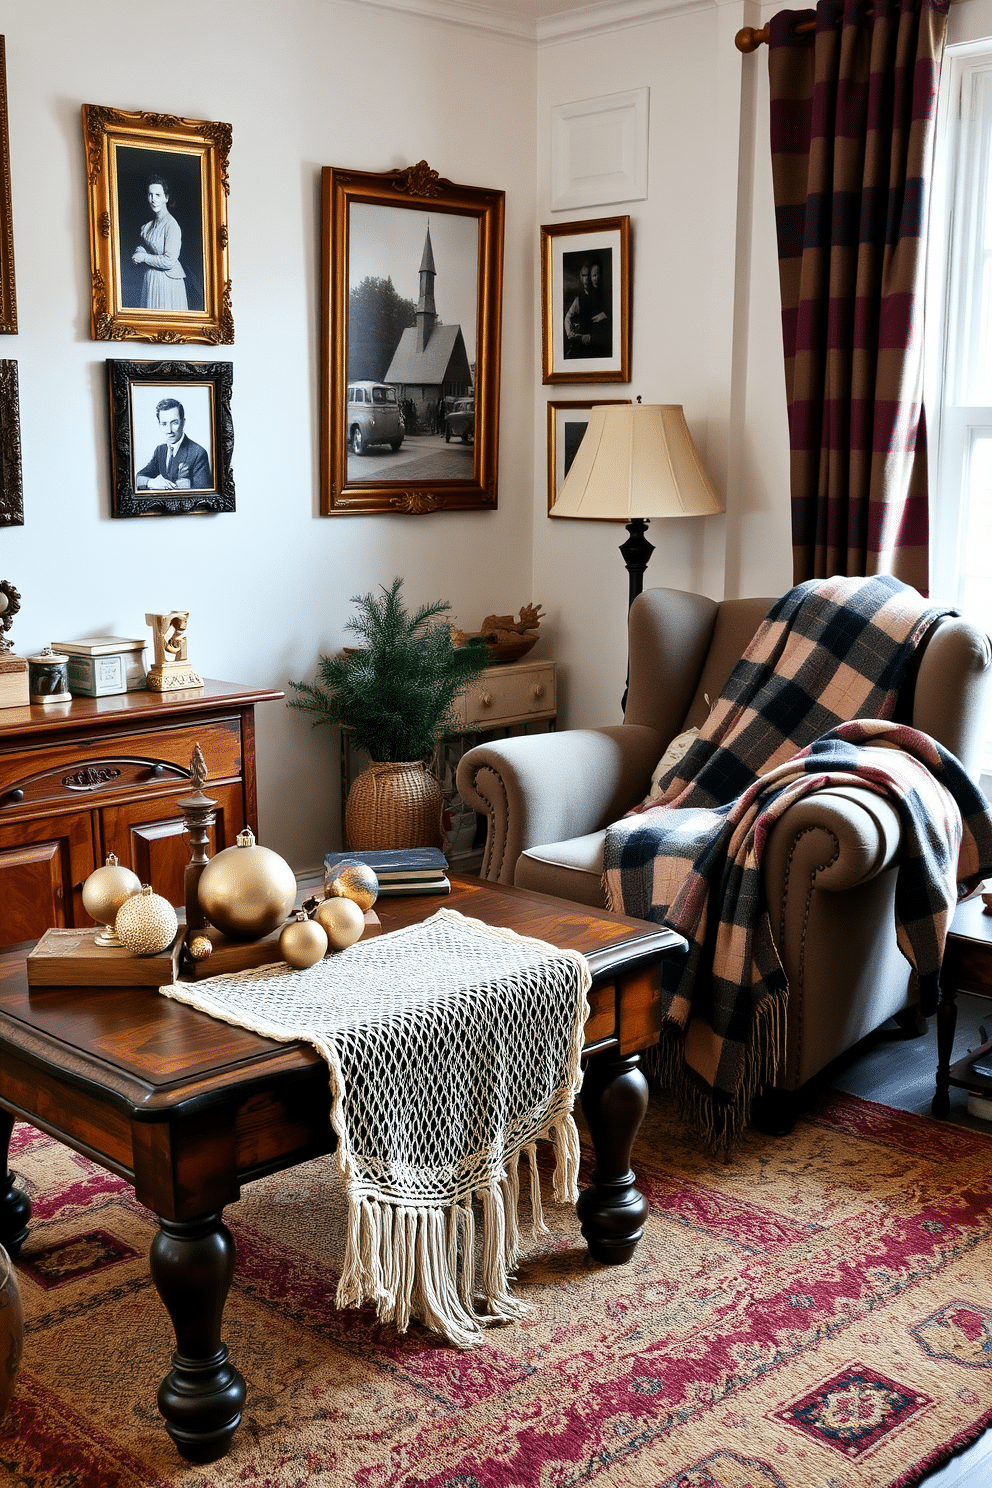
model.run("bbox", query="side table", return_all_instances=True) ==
[340,659,556,865]
[933,893,992,1116]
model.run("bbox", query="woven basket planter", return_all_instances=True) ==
[345,759,444,851]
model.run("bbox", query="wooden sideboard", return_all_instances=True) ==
[0,681,283,949]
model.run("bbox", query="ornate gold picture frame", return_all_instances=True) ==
[321,160,504,515]
[0,40,16,336]
[541,216,631,385]
[82,105,233,344]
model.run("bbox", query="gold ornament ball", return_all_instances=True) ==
[314,896,366,951]
[188,934,213,963]
[82,855,142,936]
[197,827,297,941]
[280,913,328,969]
[326,861,378,912]
[115,886,179,956]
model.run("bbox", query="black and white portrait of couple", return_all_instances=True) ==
[541,215,630,385]
[562,251,612,360]
[130,384,214,494]
[115,146,206,314]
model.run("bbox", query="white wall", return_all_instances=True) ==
[534,0,793,731]
[0,0,537,874]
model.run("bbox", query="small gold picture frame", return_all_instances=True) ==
[540,215,631,385]
[82,105,233,344]
[547,398,630,514]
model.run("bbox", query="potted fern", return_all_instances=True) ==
[288,578,490,849]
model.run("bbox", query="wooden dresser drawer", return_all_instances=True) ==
[0,716,243,813]
[453,661,556,730]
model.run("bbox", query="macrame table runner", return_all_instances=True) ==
[160,907,591,1348]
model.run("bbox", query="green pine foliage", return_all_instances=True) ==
[288,578,490,762]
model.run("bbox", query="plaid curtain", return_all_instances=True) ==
[768,0,949,590]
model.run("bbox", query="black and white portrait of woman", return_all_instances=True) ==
[114,146,205,313]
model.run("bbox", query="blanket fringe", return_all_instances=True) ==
[334,1117,582,1348]
[645,992,784,1155]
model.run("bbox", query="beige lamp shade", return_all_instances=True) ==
[550,403,724,521]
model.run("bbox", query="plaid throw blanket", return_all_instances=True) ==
[604,576,992,1150]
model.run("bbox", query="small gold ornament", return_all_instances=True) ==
[280,911,328,969]
[115,886,179,956]
[187,934,213,963]
[325,860,378,912]
[82,854,142,946]
[197,826,297,941]
[314,896,366,951]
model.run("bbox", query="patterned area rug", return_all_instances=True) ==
[2,1092,991,1487]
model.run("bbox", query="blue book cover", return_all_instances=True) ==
[324,847,449,878]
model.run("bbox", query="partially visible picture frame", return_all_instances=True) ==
[0,40,16,335]
[0,360,22,525]
[107,359,234,518]
[321,160,504,515]
[547,398,630,514]
[83,105,233,344]
[541,215,630,385]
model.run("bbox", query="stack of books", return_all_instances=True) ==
[324,847,450,897]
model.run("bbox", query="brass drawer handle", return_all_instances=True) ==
[480,693,494,707]
[531,683,545,700]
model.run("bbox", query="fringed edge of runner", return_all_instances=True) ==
[644,992,785,1156]
[335,1111,583,1349]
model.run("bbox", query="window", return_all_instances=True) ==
[928,43,992,639]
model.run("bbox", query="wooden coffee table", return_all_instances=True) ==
[933,893,992,1116]
[0,876,683,1462]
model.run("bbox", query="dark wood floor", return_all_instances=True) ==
[821,991,992,1486]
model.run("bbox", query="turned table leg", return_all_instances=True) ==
[0,1111,29,1256]
[932,975,958,1119]
[576,1049,649,1264]
[150,1211,246,1462]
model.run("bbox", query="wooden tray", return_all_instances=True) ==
[180,909,382,980]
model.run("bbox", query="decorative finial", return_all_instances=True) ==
[189,743,208,791]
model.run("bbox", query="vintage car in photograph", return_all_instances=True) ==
[444,398,475,444]
[346,382,404,454]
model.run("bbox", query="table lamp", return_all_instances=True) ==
[549,401,724,707]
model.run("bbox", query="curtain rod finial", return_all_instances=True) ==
[735,24,768,51]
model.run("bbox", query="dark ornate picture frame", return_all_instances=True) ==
[321,160,504,515]
[547,397,630,514]
[540,215,631,385]
[83,105,233,344]
[0,40,16,336]
[0,360,22,526]
[107,359,235,518]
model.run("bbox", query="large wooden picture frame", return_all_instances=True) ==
[83,105,233,344]
[541,216,631,385]
[0,361,22,526]
[547,398,630,514]
[321,160,504,515]
[0,40,16,336]
[107,359,235,518]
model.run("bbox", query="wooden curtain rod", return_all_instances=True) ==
[735,4,881,52]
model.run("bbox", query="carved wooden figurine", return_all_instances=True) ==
[144,611,203,692]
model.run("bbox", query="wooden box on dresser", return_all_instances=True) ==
[0,680,283,949]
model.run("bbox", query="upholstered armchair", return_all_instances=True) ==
[456,587,992,1121]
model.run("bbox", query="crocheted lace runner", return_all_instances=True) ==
[160,907,591,1348]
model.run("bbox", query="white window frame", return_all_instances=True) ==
[927,41,992,612]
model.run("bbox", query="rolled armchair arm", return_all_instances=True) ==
[456,724,663,884]
[762,785,904,942]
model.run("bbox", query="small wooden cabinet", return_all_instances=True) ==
[0,681,282,948]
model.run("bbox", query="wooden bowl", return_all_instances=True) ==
[457,632,537,664]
